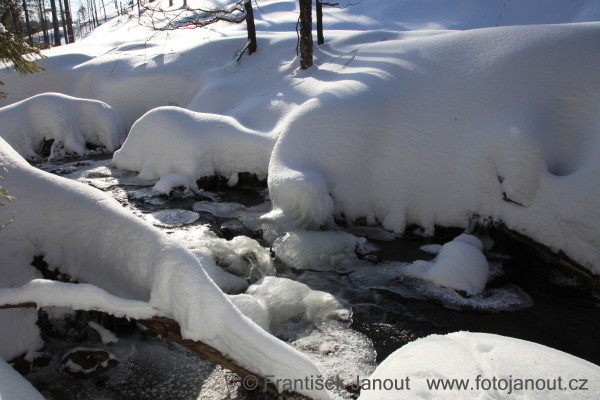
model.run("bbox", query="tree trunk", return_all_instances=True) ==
[22,0,34,42]
[37,0,50,43]
[298,0,312,69]
[9,0,22,37]
[101,0,107,21]
[244,0,256,55]
[57,0,68,43]
[49,0,61,45]
[63,0,74,43]
[316,0,323,45]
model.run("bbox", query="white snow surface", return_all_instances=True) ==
[359,331,600,399]
[0,1,598,274]
[0,93,125,159]
[0,139,328,399]
[153,173,198,194]
[0,357,45,400]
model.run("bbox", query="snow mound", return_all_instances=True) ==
[0,357,45,400]
[0,138,328,400]
[112,107,274,182]
[403,235,489,295]
[359,331,600,399]
[0,93,125,160]
[88,322,119,345]
[272,230,368,273]
[263,23,600,275]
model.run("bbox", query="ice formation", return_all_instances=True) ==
[241,276,351,337]
[272,230,368,273]
[0,93,125,159]
[153,173,198,194]
[359,331,600,399]
[0,138,328,399]
[88,322,119,344]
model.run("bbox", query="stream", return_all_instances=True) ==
[20,154,600,400]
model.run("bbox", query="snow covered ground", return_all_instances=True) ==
[2,0,600,398]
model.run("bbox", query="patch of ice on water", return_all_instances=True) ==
[272,230,369,274]
[144,209,199,227]
[192,201,246,218]
[420,244,442,255]
[342,226,402,242]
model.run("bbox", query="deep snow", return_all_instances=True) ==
[2,0,600,398]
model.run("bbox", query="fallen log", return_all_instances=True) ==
[0,302,312,400]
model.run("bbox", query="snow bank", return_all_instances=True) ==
[359,331,600,399]
[0,357,45,400]
[264,22,600,275]
[0,93,125,159]
[112,107,274,182]
[0,138,328,399]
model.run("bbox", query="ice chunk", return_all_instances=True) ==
[272,230,368,273]
[144,209,200,227]
[193,201,246,218]
[244,276,350,337]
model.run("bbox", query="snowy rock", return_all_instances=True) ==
[404,236,490,295]
[359,332,600,399]
[59,348,118,378]
[0,93,125,160]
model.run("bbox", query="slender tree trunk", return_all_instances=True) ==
[37,0,50,43]
[49,0,61,45]
[58,0,68,43]
[93,0,99,26]
[63,0,74,43]
[316,0,324,45]
[9,0,22,36]
[22,0,34,42]
[244,0,256,55]
[101,0,107,21]
[298,0,313,69]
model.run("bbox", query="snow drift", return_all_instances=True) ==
[359,331,600,399]
[0,137,328,399]
[0,93,125,159]
[264,22,600,275]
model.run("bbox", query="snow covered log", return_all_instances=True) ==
[0,137,328,400]
[264,22,600,276]
[0,93,126,160]
[112,106,274,183]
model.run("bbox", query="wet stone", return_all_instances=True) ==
[59,348,118,379]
